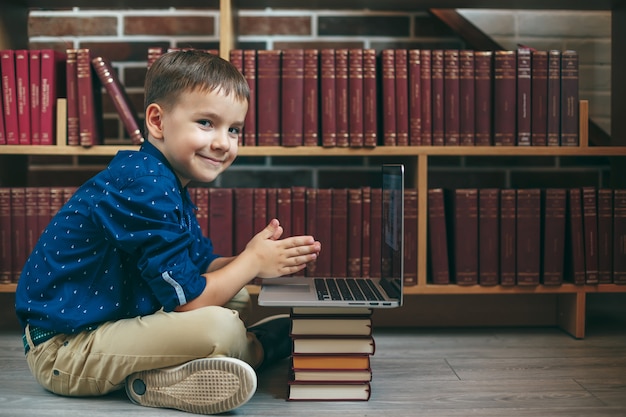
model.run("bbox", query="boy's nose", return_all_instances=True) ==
[213,130,231,150]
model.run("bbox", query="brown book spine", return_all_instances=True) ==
[36,187,51,238]
[209,188,234,256]
[613,190,626,284]
[303,49,319,146]
[315,189,333,277]
[395,49,409,146]
[404,188,418,286]
[443,49,460,146]
[428,188,450,284]
[335,49,349,148]
[0,188,12,284]
[516,48,532,146]
[597,189,613,283]
[305,188,318,277]
[348,188,363,277]
[381,49,397,146]
[291,186,306,276]
[348,49,364,147]
[361,186,371,278]
[40,49,66,146]
[408,49,422,146]
[91,56,144,145]
[500,189,517,286]
[253,188,267,234]
[459,50,475,146]
[420,49,432,146]
[15,50,31,145]
[565,188,586,284]
[531,50,548,146]
[547,50,561,146]
[449,188,478,285]
[266,188,277,226]
[277,188,292,238]
[478,188,499,285]
[493,50,516,146]
[363,49,378,148]
[25,187,38,260]
[29,50,41,144]
[234,188,254,255]
[370,188,382,278]
[1,49,19,145]
[331,189,348,277]
[256,50,281,146]
[281,49,304,147]
[76,48,102,147]
[582,186,599,284]
[541,188,566,285]
[431,49,445,146]
[474,51,492,146]
[0,77,5,144]
[243,49,257,146]
[516,188,541,285]
[560,50,579,147]
[65,48,79,145]
[229,50,244,146]
[10,188,26,283]
[320,49,337,147]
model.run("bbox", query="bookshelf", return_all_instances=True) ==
[1,1,625,338]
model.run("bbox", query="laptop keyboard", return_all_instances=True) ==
[314,278,385,301]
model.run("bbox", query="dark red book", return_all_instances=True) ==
[29,50,41,145]
[303,49,319,147]
[448,188,478,285]
[478,188,499,286]
[65,48,79,145]
[431,49,444,146]
[369,188,382,278]
[348,49,364,147]
[253,188,268,233]
[459,50,475,146]
[381,49,396,146]
[10,188,26,283]
[560,50,579,147]
[331,189,348,277]
[25,187,38,258]
[565,188,586,285]
[91,56,144,145]
[420,49,432,146]
[500,189,517,286]
[39,49,66,145]
[516,48,532,146]
[277,188,292,238]
[348,188,363,277]
[547,50,561,146]
[305,188,318,277]
[243,49,257,146]
[76,48,102,146]
[428,188,450,284]
[234,188,254,255]
[209,188,234,256]
[613,190,626,284]
[36,186,51,238]
[281,49,304,147]
[531,50,548,146]
[361,186,371,278]
[443,49,460,146]
[335,49,349,148]
[0,77,5,144]
[408,49,422,146]
[363,49,378,148]
[229,49,243,72]
[474,51,492,146]
[320,49,336,147]
[256,50,281,146]
[266,188,277,223]
[291,186,307,276]
[581,186,599,284]
[403,188,418,286]
[1,49,19,145]
[541,188,566,285]
[194,187,209,238]
[395,48,409,146]
[597,189,613,284]
[15,49,31,145]
[315,189,333,277]
[516,189,541,285]
[0,188,12,284]
[493,50,516,146]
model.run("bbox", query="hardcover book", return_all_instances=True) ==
[243,49,257,146]
[335,49,349,147]
[348,49,364,147]
[256,50,281,146]
[516,188,541,285]
[403,188,418,285]
[541,188,567,285]
[478,188,499,286]
[408,49,422,146]
[347,188,363,277]
[305,188,318,277]
[287,381,371,401]
[369,188,382,278]
[281,49,304,146]
[560,50,579,146]
[499,189,517,286]
[361,186,371,278]
[76,48,102,147]
[516,48,532,146]
[291,355,371,371]
[613,189,626,284]
[431,50,444,146]
[459,50,475,146]
[290,317,372,336]
[0,188,12,284]
[39,49,66,146]
[303,49,319,146]
[493,50,516,146]
[15,49,31,145]
[320,49,337,147]
[290,368,372,383]
[531,50,548,146]
[209,188,234,257]
[277,188,292,238]
[65,48,80,146]
[331,188,348,277]
[428,188,450,284]
[448,188,478,285]
[29,50,41,144]
[1,49,19,145]
[565,188,586,285]
[394,48,409,146]
[362,49,378,147]
[597,189,613,283]
[474,51,492,146]
[547,50,561,146]
[234,188,254,255]
[420,49,432,146]
[292,336,376,355]
[443,49,460,146]
[381,49,397,146]
[315,189,333,277]
[582,186,599,284]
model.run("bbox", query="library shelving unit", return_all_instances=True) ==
[1,1,625,338]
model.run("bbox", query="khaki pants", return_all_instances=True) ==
[24,288,264,397]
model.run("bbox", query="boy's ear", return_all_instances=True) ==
[145,103,165,140]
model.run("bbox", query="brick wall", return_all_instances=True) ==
[26,7,611,190]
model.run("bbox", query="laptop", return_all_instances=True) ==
[258,164,404,308]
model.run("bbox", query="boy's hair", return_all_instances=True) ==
[144,49,250,113]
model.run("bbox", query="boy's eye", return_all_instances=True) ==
[229,127,241,135]
[198,120,213,128]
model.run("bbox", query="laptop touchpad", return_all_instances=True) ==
[263,284,310,293]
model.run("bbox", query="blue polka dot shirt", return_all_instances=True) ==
[15,141,219,334]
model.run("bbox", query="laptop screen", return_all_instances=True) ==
[381,164,404,305]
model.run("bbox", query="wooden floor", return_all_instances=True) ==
[1,318,626,417]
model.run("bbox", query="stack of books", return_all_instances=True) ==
[287,306,375,401]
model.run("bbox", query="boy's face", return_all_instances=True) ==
[149,88,248,186]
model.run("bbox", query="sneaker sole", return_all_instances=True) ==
[125,357,257,415]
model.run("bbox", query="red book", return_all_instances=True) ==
[531,50,548,146]
[348,188,363,277]
[305,188,318,277]
[394,49,409,147]
[597,189,613,284]
[565,188,586,284]
[243,49,257,146]
[335,49,349,148]
[25,187,39,258]
[281,49,304,147]
[76,48,102,146]
[613,190,626,285]
[408,49,422,146]
[36,186,51,238]
[541,188,566,285]
[266,188,277,223]
[381,49,396,146]
[29,50,41,145]
[493,50,516,146]
[547,50,561,146]
[315,189,333,277]
[303,49,319,147]
[0,79,5,144]
[256,50,281,146]
[420,49,432,146]
[10,188,26,283]
[209,188,234,256]
[348,49,364,147]
[1,49,19,145]
[292,186,307,276]
[403,188,418,286]
[361,186,371,278]
[253,188,268,233]
[229,49,243,73]
[428,188,450,284]
[91,56,144,145]
[431,50,445,146]
[234,188,254,255]
[320,49,336,147]
[277,188,292,238]
[0,188,12,284]
[516,48,531,146]
[474,51,493,146]
[516,189,541,285]
[15,50,31,145]
[443,49,460,146]
[449,188,478,285]
[331,189,348,277]
[560,50,579,147]
[459,50,475,146]
[65,48,79,145]
[194,187,209,238]
[369,188,382,278]
[478,188,499,286]
[40,49,66,145]
[582,186,599,284]
[362,49,377,148]
[500,189,517,286]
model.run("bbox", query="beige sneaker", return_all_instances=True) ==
[126,357,257,415]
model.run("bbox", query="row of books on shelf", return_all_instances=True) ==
[287,306,375,401]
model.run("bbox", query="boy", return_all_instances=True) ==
[15,50,321,415]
